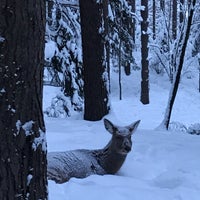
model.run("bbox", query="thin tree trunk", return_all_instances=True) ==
[172,0,177,39]
[103,0,111,92]
[160,0,165,12]
[140,0,149,104]
[153,0,156,40]
[160,0,196,130]
[119,39,122,100]
[0,0,47,199]
[180,0,184,24]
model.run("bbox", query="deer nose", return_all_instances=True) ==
[124,141,131,152]
[124,144,131,152]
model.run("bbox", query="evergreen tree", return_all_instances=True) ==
[79,0,110,121]
[172,0,177,39]
[0,0,47,198]
[140,0,150,104]
[160,0,197,130]
[46,1,83,114]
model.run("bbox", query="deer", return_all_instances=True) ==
[47,118,140,183]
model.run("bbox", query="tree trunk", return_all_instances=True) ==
[128,0,136,43]
[153,0,156,40]
[103,0,111,92]
[0,0,47,199]
[160,0,165,12]
[172,0,177,39]
[140,0,149,104]
[160,0,196,130]
[79,0,110,121]
[179,0,184,24]
[119,39,122,100]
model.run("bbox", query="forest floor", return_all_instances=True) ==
[44,68,200,200]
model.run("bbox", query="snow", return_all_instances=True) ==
[27,174,33,186]
[0,88,5,93]
[0,36,5,42]
[16,120,22,135]
[45,40,57,61]
[45,68,200,199]
[32,130,47,151]
[22,121,34,136]
[108,4,114,21]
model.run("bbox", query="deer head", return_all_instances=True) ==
[104,118,140,155]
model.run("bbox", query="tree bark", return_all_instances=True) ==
[0,0,47,199]
[79,0,110,121]
[103,0,111,92]
[153,0,156,40]
[172,0,177,39]
[140,0,149,104]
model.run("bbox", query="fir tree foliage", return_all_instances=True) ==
[149,0,198,83]
[45,0,83,116]
[108,0,136,73]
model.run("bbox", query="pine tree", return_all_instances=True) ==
[160,0,197,130]
[0,0,47,198]
[46,1,83,113]
[79,0,110,121]
[140,0,149,104]
[172,0,177,39]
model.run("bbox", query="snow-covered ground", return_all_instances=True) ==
[44,69,200,200]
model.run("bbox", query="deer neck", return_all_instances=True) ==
[95,140,127,174]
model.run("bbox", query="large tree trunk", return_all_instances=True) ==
[79,0,110,121]
[140,0,149,104]
[0,0,47,199]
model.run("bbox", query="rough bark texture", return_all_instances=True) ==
[0,0,47,199]
[140,0,149,104]
[79,0,110,121]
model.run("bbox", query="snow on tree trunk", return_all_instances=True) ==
[0,1,48,199]
[159,0,196,130]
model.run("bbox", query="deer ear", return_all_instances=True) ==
[104,118,116,135]
[127,120,140,134]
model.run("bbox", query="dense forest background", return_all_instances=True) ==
[44,0,200,124]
